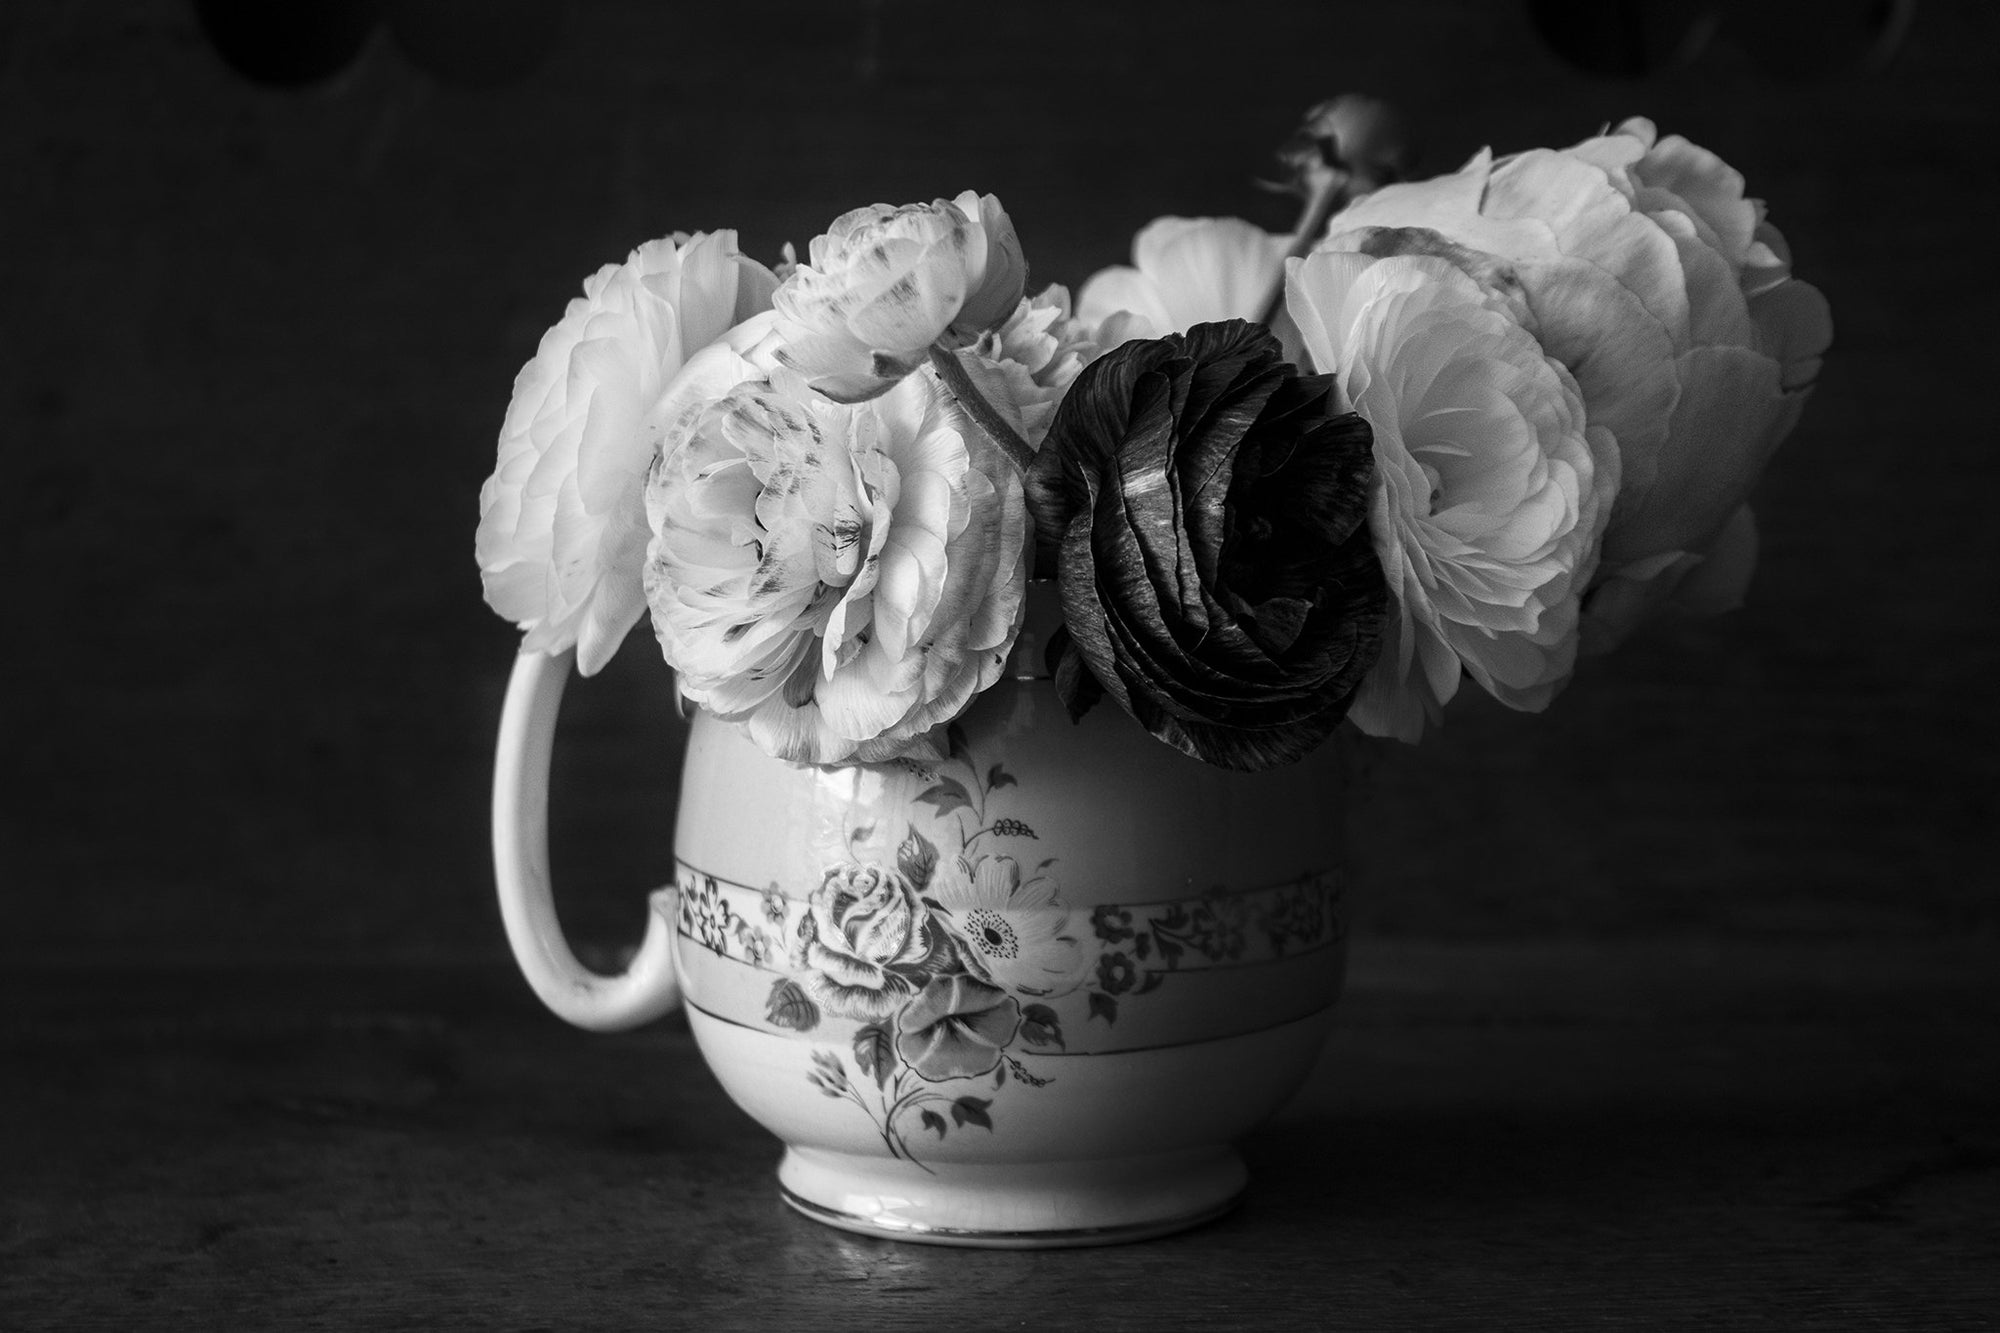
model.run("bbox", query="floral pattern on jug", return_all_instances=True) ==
[677,725,1085,1169]
[1082,872,1344,1024]
[672,723,1350,1171]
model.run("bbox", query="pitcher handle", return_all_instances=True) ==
[492,647,682,1031]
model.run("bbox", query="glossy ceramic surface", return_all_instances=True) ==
[493,587,1353,1246]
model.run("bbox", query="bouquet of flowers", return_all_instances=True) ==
[476,97,1831,771]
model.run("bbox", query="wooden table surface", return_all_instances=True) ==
[6,939,1995,1331]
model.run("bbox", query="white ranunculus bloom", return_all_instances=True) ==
[643,363,1030,765]
[1290,251,1618,741]
[772,191,1026,404]
[1076,216,1290,341]
[476,231,778,674]
[955,284,1105,450]
[1320,118,1830,649]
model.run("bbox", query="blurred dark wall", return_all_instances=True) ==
[4,0,1995,963]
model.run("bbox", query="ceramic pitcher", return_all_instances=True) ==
[492,586,1352,1247]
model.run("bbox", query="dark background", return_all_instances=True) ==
[5,0,1995,967]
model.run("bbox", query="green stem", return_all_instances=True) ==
[928,345,1035,476]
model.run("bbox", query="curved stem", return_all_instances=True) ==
[928,346,1035,475]
[880,1085,943,1175]
[838,1084,897,1155]
[884,1072,936,1125]
[964,823,1002,851]
[1254,169,1352,331]
[853,1076,913,1162]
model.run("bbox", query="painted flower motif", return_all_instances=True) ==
[1289,250,1617,741]
[1319,118,1831,649]
[476,231,779,674]
[927,854,1092,998]
[1188,895,1249,961]
[761,884,789,927]
[678,876,736,954]
[807,1050,850,1097]
[789,865,939,1021]
[893,974,1022,1082]
[643,359,1031,765]
[733,920,772,968]
[1076,216,1290,342]
[1261,879,1329,955]
[1095,951,1138,996]
[1091,905,1136,944]
[772,191,1027,403]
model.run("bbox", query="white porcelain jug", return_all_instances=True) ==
[492,587,1352,1246]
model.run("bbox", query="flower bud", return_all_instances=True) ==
[1276,94,1418,199]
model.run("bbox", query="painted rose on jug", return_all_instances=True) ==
[791,864,944,1022]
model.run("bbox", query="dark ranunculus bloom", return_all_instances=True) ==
[1027,319,1385,770]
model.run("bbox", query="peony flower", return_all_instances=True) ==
[476,231,778,674]
[1289,250,1618,742]
[1320,118,1831,649]
[893,973,1021,1082]
[643,358,1030,765]
[927,854,1091,997]
[1027,320,1385,771]
[1077,216,1290,342]
[789,864,940,1022]
[771,191,1026,403]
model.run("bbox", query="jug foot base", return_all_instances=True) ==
[775,1144,1246,1249]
